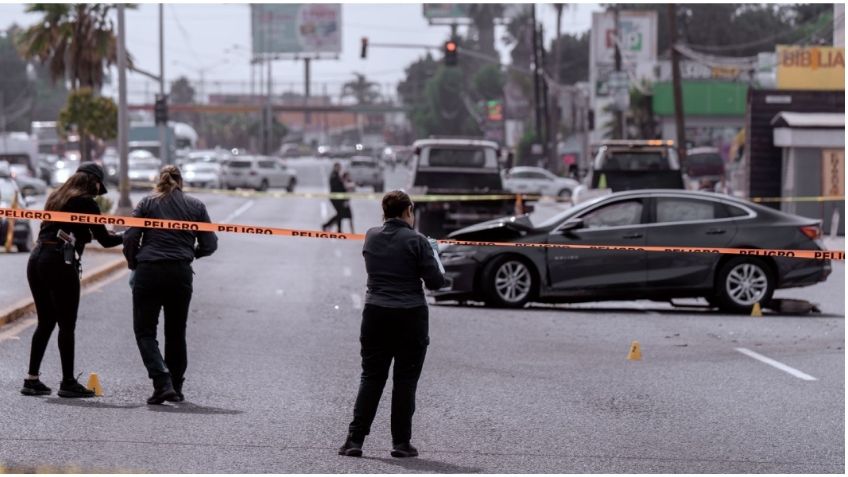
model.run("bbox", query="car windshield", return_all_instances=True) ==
[684,153,724,175]
[531,195,610,229]
[351,161,377,168]
[129,158,160,169]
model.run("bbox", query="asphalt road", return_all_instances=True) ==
[0,159,843,473]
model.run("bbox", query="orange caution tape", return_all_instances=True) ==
[0,207,843,261]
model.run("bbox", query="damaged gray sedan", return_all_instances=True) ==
[433,190,832,313]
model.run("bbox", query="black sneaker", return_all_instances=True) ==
[57,378,95,398]
[147,384,179,405]
[338,434,364,457]
[21,378,52,396]
[390,442,418,458]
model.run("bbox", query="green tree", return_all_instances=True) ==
[342,73,381,105]
[170,76,195,104]
[471,64,505,101]
[551,32,590,85]
[0,26,34,132]
[17,3,129,90]
[57,87,117,161]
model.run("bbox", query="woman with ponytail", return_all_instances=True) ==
[21,163,123,398]
[123,165,218,404]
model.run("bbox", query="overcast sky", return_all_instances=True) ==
[0,2,601,102]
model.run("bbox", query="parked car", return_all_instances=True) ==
[502,166,580,200]
[50,156,80,185]
[127,150,162,186]
[221,156,297,192]
[684,147,727,192]
[581,140,685,194]
[347,156,385,192]
[182,161,222,189]
[185,148,233,165]
[434,189,832,313]
[0,160,47,196]
[0,175,34,252]
[408,138,515,238]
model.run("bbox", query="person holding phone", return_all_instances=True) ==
[339,190,445,458]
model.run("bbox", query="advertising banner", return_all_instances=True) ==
[422,4,470,20]
[251,4,342,56]
[776,45,844,91]
[591,10,658,65]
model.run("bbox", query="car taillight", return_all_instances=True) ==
[800,225,821,240]
[249,170,258,176]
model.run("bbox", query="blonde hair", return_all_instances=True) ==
[154,165,183,197]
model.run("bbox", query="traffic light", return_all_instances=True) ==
[154,94,168,125]
[360,37,368,59]
[444,40,458,66]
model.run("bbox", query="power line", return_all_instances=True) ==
[683,11,838,53]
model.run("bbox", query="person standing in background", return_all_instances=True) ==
[322,163,346,232]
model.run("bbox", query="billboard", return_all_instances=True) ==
[591,10,658,65]
[422,4,470,20]
[776,45,844,91]
[251,4,341,57]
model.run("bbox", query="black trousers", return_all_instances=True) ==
[132,261,193,388]
[348,304,429,444]
[27,244,81,381]
[322,200,344,232]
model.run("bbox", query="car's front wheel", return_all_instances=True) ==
[286,177,297,193]
[557,188,572,201]
[483,256,536,308]
[256,179,269,192]
[714,257,774,313]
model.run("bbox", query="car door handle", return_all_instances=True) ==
[706,228,726,235]
[622,233,643,239]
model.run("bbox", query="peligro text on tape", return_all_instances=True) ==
[0,207,842,261]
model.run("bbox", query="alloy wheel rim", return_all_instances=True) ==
[726,263,768,306]
[495,261,531,303]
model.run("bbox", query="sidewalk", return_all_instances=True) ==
[0,247,126,327]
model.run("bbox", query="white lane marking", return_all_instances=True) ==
[320,202,328,220]
[350,293,363,310]
[222,200,255,223]
[0,266,130,343]
[735,347,818,381]
[343,266,352,277]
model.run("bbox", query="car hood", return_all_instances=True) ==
[447,215,535,241]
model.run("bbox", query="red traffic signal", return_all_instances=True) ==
[444,40,458,66]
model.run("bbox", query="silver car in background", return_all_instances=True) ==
[347,156,384,192]
[502,166,580,200]
[221,156,297,192]
[182,161,222,189]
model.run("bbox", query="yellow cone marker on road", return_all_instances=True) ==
[598,173,608,189]
[86,372,103,396]
[751,302,763,317]
[627,341,642,361]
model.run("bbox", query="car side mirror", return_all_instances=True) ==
[557,218,583,233]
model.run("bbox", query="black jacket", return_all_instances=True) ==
[363,218,446,309]
[37,196,122,256]
[123,190,217,269]
[329,171,346,209]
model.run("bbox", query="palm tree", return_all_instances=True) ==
[342,73,381,105]
[467,4,503,59]
[16,4,125,91]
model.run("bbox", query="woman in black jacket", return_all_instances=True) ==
[21,163,123,398]
[339,190,445,458]
[123,165,218,404]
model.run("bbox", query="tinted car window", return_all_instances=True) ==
[724,203,750,218]
[258,161,276,169]
[656,198,716,223]
[683,153,724,176]
[428,148,485,167]
[603,151,670,171]
[352,161,377,168]
[581,200,643,228]
[509,171,532,179]
[228,161,252,169]
[526,171,549,180]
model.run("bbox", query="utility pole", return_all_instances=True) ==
[116,4,131,215]
[613,6,625,139]
[539,23,553,170]
[668,4,687,162]
[304,58,311,128]
[265,56,273,155]
[158,3,168,165]
[530,4,543,162]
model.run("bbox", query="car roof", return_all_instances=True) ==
[509,166,549,173]
[603,189,756,207]
[412,138,499,149]
[687,147,720,155]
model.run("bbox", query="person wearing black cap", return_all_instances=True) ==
[21,162,123,398]
[123,165,218,404]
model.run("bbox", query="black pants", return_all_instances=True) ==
[132,261,193,388]
[322,200,344,232]
[27,244,81,381]
[348,304,429,444]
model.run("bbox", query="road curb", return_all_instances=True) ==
[0,257,127,328]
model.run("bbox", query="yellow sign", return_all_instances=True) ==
[776,45,845,91]
[822,149,845,197]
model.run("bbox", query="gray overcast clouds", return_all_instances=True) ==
[0,2,600,102]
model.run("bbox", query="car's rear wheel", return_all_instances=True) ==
[714,257,774,313]
[557,188,572,201]
[483,256,536,308]
[257,179,269,192]
[286,177,297,193]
